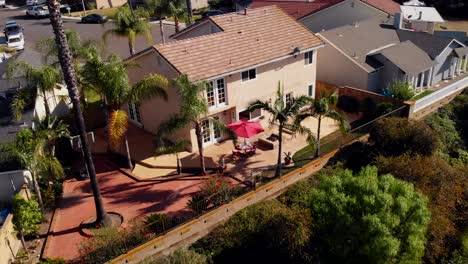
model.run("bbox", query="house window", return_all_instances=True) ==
[285,92,293,104]
[308,84,314,97]
[207,78,227,108]
[239,108,261,121]
[304,51,314,65]
[241,68,256,82]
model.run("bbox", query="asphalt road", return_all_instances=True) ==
[0,5,175,61]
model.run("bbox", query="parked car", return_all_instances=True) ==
[0,0,6,8]
[4,21,23,37]
[7,33,25,50]
[26,0,46,6]
[81,14,107,24]
[26,5,49,17]
[202,10,224,19]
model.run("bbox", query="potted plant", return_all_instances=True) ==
[284,152,292,165]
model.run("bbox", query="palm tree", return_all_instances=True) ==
[185,0,193,25]
[10,88,34,122]
[103,5,152,56]
[294,91,348,158]
[46,0,110,227]
[248,82,311,178]
[34,116,70,156]
[146,0,170,44]
[156,75,217,175]
[169,0,187,33]
[82,53,169,169]
[13,129,64,211]
[36,30,102,105]
[7,61,62,117]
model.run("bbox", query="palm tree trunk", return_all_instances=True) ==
[31,172,44,211]
[275,123,283,178]
[124,135,133,170]
[159,19,165,44]
[315,116,322,158]
[46,0,110,227]
[195,122,206,175]
[41,88,51,117]
[128,39,135,56]
[185,0,193,25]
[20,232,29,256]
[174,17,180,32]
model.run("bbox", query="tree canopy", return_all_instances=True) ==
[309,166,430,263]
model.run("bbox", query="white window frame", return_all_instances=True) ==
[240,68,257,83]
[304,50,314,66]
[206,77,227,109]
[238,108,262,121]
[285,92,293,104]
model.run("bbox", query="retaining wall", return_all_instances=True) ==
[108,150,339,264]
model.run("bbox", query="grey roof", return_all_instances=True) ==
[319,20,400,72]
[396,29,454,59]
[376,41,435,75]
[319,19,464,73]
[454,46,468,57]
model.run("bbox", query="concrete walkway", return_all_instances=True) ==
[42,156,203,261]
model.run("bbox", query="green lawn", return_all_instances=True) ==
[411,90,433,101]
[69,7,119,18]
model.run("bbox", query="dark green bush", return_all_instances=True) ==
[187,195,209,214]
[369,117,439,156]
[144,213,171,234]
[192,200,312,263]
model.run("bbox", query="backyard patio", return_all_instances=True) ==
[126,117,339,180]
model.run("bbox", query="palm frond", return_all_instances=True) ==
[325,109,349,133]
[155,139,190,156]
[155,114,189,141]
[130,74,169,102]
[39,155,65,180]
[108,110,129,150]
[11,89,30,121]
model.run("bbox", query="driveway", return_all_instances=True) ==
[0,5,175,62]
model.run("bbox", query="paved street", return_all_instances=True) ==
[0,5,175,61]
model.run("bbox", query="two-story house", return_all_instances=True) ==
[126,6,324,152]
[316,17,468,93]
[245,0,400,32]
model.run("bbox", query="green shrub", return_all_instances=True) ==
[187,195,209,214]
[143,248,208,264]
[426,110,464,155]
[200,176,235,207]
[369,117,439,156]
[384,80,415,100]
[12,195,42,237]
[41,257,67,264]
[79,220,148,263]
[192,200,312,263]
[309,166,430,263]
[144,213,171,234]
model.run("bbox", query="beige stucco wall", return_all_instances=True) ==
[129,49,320,152]
[126,50,192,144]
[171,20,221,41]
[191,0,209,10]
[95,0,127,9]
[316,37,371,91]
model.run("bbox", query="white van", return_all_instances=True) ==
[7,33,24,50]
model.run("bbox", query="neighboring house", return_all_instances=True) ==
[127,6,323,151]
[0,51,71,143]
[316,18,468,93]
[245,0,400,32]
[400,5,444,33]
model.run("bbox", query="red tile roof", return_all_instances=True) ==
[251,0,400,20]
[153,6,323,81]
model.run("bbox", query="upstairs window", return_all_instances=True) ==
[241,68,256,82]
[308,84,314,97]
[207,78,227,108]
[305,50,314,65]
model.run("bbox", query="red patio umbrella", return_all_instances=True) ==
[228,120,264,138]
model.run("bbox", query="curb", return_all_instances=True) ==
[60,15,179,27]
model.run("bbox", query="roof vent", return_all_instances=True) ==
[352,52,358,58]
[238,31,242,34]
[244,8,247,16]
[338,33,343,37]
[353,22,359,27]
